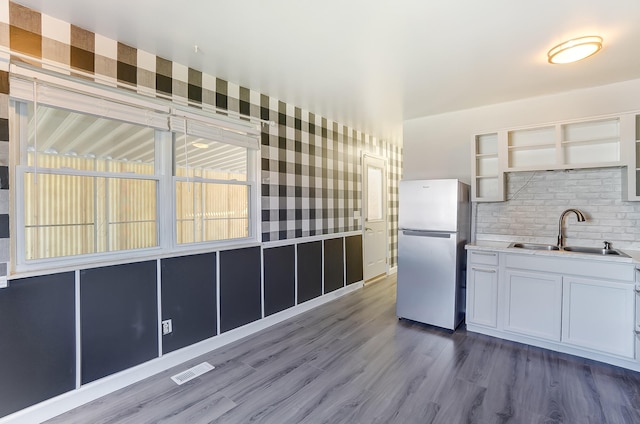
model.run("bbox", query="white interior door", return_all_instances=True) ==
[363,154,388,281]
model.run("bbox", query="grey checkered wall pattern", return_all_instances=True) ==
[260,106,401,265]
[0,1,402,271]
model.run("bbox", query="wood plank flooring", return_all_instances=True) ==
[46,275,640,424]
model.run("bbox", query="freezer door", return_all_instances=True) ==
[399,179,461,232]
[396,230,463,330]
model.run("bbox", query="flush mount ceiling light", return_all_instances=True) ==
[548,36,603,64]
[192,142,209,149]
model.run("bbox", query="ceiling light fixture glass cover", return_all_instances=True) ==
[547,36,603,64]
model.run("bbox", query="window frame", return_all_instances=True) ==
[9,64,261,275]
[172,174,256,247]
[12,100,165,270]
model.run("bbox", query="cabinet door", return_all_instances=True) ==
[503,269,562,341]
[622,113,640,201]
[467,266,498,328]
[636,282,640,360]
[562,277,635,358]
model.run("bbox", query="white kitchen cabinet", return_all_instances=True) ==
[636,281,640,360]
[465,246,639,370]
[471,113,633,202]
[505,117,622,172]
[471,133,505,201]
[467,251,498,328]
[562,276,635,358]
[560,118,621,167]
[507,125,556,170]
[634,268,640,361]
[622,113,640,200]
[503,269,563,341]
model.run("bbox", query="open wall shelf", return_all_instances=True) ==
[472,113,637,202]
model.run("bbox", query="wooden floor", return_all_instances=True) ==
[46,275,640,424]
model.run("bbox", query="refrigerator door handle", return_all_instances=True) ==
[401,230,452,238]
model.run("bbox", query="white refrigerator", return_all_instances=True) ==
[396,179,470,330]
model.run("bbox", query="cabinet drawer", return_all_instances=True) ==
[468,250,499,266]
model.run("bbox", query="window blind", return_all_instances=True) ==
[9,64,170,130]
[170,108,260,150]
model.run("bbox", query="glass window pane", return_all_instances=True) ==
[175,181,248,244]
[27,103,155,174]
[367,166,383,221]
[204,184,248,240]
[24,173,95,259]
[106,178,157,251]
[174,134,247,181]
[24,173,157,259]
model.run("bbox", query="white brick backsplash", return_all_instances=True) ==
[475,167,640,249]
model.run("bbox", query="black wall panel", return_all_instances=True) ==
[297,241,322,303]
[324,238,344,293]
[219,247,261,332]
[345,235,363,285]
[161,253,217,354]
[80,261,158,384]
[0,272,76,418]
[263,245,295,316]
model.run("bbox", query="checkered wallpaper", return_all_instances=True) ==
[0,0,402,270]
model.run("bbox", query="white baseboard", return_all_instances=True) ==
[389,266,397,274]
[0,282,363,424]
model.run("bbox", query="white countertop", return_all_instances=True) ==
[466,240,640,264]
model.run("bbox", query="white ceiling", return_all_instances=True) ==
[13,0,640,141]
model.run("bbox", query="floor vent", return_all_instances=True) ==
[171,362,215,385]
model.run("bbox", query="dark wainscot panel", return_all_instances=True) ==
[0,272,75,418]
[263,245,295,316]
[297,241,322,303]
[324,238,344,293]
[345,234,363,285]
[219,247,262,332]
[80,261,158,384]
[161,253,217,354]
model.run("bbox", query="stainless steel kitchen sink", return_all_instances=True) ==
[562,246,630,257]
[508,242,630,258]
[508,242,560,251]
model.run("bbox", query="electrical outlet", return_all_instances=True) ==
[162,319,173,335]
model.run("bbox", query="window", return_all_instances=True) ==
[20,104,159,260]
[170,111,259,245]
[174,135,250,244]
[10,65,260,272]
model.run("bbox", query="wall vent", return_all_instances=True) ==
[170,362,215,385]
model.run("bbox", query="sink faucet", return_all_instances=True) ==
[557,208,586,248]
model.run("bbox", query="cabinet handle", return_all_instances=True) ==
[471,251,496,256]
[471,267,496,273]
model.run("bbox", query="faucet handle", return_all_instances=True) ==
[603,241,611,250]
